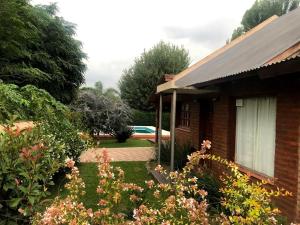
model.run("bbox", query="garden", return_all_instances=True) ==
[0,0,296,224]
[0,82,292,224]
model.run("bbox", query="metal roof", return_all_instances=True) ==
[175,7,300,88]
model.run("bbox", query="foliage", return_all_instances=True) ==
[81,81,120,101]
[119,41,190,111]
[114,126,134,143]
[48,162,153,214]
[159,140,194,170]
[195,172,222,213]
[0,83,88,162]
[132,109,170,130]
[0,0,86,103]
[201,154,291,224]
[72,89,133,142]
[34,141,291,224]
[43,119,88,162]
[230,26,245,41]
[0,123,65,222]
[0,83,67,122]
[230,0,299,40]
[71,89,110,133]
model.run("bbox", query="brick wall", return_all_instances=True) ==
[274,89,300,220]
[210,95,233,174]
[175,101,200,149]
[210,80,300,221]
[171,76,300,221]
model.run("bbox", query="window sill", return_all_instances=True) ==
[236,164,275,185]
[176,127,191,132]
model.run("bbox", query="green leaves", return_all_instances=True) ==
[119,41,190,111]
[0,123,66,218]
[0,83,68,122]
[230,0,300,40]
[8,198,22,208]
[0,0,86,104]
[72,88,133,142]
[0,84,89,220]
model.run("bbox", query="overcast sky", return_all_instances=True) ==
[32,0,254,89]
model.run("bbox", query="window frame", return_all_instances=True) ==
[179,103,191,128]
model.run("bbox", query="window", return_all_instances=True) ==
[180,103,190,128]
[235,97,276,177]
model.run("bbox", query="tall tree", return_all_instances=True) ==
[231,0,299,40]
[119,41,190,111]
[0,0,86,103]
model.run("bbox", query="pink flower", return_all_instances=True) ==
[145,180,155,189]
[98,199,108,206]
[87,208,93,217]
[202,140,211,150]
[65,158,75,168]
[18,208,24,215]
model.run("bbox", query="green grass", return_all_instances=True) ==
[98,138,154,148]
[48,162,154,213]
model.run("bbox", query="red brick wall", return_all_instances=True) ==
[210,95,233,174]
[175,101,200,149]
[211,96,231,158]
[171,77,300,221]
[210,80,300,221]
[274,89,300,220]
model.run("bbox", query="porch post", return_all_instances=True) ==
[158,94,163,164]
[170,89,177,171]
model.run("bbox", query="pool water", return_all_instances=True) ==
[133,127,155,134]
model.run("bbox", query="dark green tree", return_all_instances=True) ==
[0,0,86,103]
[119,41,190,111]
[231,0,299,40]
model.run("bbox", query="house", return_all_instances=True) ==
[155,8,300,221]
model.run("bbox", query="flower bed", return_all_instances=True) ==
[33,141,291,224]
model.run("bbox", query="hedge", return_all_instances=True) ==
[132,110,170,130]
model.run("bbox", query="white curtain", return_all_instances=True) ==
[236,97,276,177]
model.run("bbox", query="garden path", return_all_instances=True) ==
[80,147,155,162]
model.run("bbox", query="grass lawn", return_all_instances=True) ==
[98,138,154,148]
[49,162,154,214]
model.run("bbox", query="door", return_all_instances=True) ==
[199,101,214,142]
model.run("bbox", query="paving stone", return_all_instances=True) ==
[80,147,155,162]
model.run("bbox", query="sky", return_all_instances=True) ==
[32,0,254,89]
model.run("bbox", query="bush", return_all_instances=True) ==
[0,123,65,222]
[0,83,88,162]
[114,126,134,143]
[34,141,291,224]
[42,120,88,162]
[132,110,170,130]
[0,84,67,122]
[196,172,222,213]
[159,140,194,169]
[72,89,133,142]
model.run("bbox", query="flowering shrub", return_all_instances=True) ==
[0,83,89,162]
[0,123,66,222]
[33,141,291,224]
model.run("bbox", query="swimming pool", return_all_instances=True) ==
[130,126,170,139]
[132,126,155,134]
